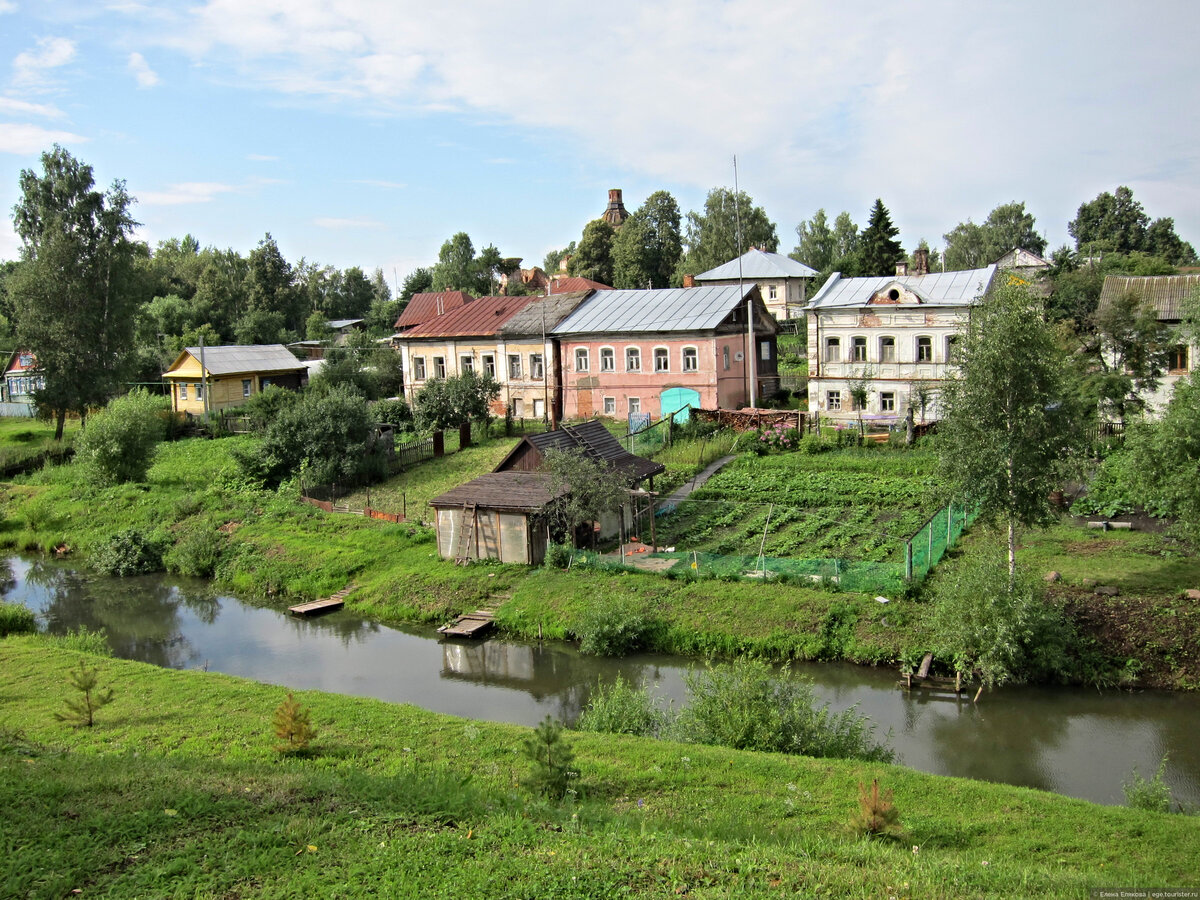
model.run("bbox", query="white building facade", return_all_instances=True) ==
[806,266,998,423]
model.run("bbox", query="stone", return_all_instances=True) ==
[1081,578,1098,589]
[1185,589,1200,601]
[1094,585,1120,596]
[1044,571,1061,583]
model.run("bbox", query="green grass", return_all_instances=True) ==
[0,415,78,472]
[2,640,1196,899]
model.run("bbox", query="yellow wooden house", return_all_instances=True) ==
[163,344,307,415]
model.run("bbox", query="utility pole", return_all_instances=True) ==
[734,155,755,408]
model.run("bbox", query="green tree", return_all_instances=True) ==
[611,190,682,290]
[543,241,576,275]
[521,715,577,799]
[791,209,837,272]
[858,199,904,276]
[73,390,169,485]
[246,233,301,330]
[431,233,500,295]
[679,187,778,278]
[1069,186,1149,255]
[944,201,1046,270]
[1145,217,1197,265]
[55,659,115,728]
[9,145,141,438]
[937,282,1079,575]
[1087,289,1172,424]
[413,371,500,431]
[541,447,631,548]
[1127,368,1200,541]
[568,219,615,286]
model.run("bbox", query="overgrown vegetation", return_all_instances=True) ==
[1122,756,1173,813]
[72,390,169,485]
[0,600,36,637]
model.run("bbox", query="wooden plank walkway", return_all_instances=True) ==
[288,585,356,617]
[898,652,977,699]
[438,609,496,638]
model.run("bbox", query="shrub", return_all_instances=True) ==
[371,397,413,428]
[575,595,655,656]
[576,675,668,737]
[670,658,894,762]
[164,524,226,578]
[799,433,826,455]
[0,601,37,637]
[55,658,115,727]
[73,390,168,485]
[92,528,164,576]
[239,384,299,430]
[1123,756,1172,813]
[544,542,572,569]
[852,779,902,836]
[273,692,317,754]
[521,715,577,799]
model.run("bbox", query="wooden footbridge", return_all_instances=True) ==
[437,608,496,638]
[288,584,356,617]
[899,652,981,702]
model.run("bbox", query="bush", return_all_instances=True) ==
[1123,756,1172,813]
[544,542,572,569]
[670,658,894,762]
[0,601,36,637]
[73,390,168,485]
[238,384,299,430]
[576,675,668,737]
[371,397,413,428]
[92,528,164,576]
[164,525,226,578]
[574,595,656,656]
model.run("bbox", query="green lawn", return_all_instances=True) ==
[2,640,1196,899]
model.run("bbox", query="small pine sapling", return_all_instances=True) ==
[521,715,577,799]
[852,778,901,836]
[55,658,115,727]
[273,692,317,754]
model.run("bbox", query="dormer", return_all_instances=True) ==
[868,281,922,305]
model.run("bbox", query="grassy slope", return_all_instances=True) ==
[3,640,1197,899]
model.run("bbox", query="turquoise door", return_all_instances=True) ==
[660,387,701,423]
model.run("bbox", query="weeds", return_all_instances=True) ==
[1123,756,1173,813]
[0,600,37,637]
[576,675,668,737]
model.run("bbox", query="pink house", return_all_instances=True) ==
[551,285,778,421]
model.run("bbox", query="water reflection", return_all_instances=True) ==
[5,554,1200,808]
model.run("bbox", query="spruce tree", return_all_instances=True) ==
[859,199,905,276]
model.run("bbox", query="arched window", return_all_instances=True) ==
[879,336,895,363]
[916,336,933,363]
[600,347,615,372]
[625,347,641,372]
[653,347,670,372]
[682,346,698,372]
[575,348,589,372]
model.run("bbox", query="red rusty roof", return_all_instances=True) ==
[394,291,474,330]
[549,276,611,294]
[401,294,537,338]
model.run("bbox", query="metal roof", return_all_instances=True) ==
[1097,274,1200,321]
[176,344,306,376]
[395,291,474,330]
[695,248,817,281]
[497,291,594,336]
[326,318,364,330]
[807,265,997,310]
[552,284,756,335]
[401,294,537,338]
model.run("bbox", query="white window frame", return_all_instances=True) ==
[916,336,933,363]
[482,354,495,378]
[242,379,252,399]
[825,337,840,363]
[413,356,426,380]
[880,391,895,412]
[575,348,589,372]
[603,396,616,414]
[179,383,188,401]
[879,336,896,363]
[946,335,959,364]
[653,346,670,373]
[628,397,641,414]
[460,354,474,374]
[851,336,867,362]
[625,347,641,372]
[768,284,778,300]
[827,390,841,410]
[195,382,204,400]
[600,347,615,372]
[508,354,522,379]
[530,353,544,380]
[433,356,446,379]
[682,346,698,372]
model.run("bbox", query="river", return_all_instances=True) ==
[7,554,1199,808]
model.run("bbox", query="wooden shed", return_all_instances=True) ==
[494,419,664,486]
[429,471,566,566]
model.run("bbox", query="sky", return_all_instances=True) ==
[2,0,1198,288]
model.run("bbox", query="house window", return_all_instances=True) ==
[603,396,616,414]
[723,346,730,370]
[482,354,495,377]
[879,336,895,363]
[625,347,641,372]
[946,335,960,364]
[1168,345,1189,372]
[628,397,641,414]
[18,354,32,367]
[195,382,204,399]
[512,398,524,417]
[825,337,840,363]
[242,379,252,399]
[827,390,841,411]
[413,356,426,380]
[533,398,545,419]
[682,347,698,372]
[460,355,474,374]
[508,354,522,379]
[916,336,933,363]
[433,356,446,379]
[880,391,895,412]
[852,336,867,362]
[530,353,544,380]
[575,348,589,372]
[654,347,669,372]
[600,347,615,372]
[768,284,778,300]
[760,341,771,361]
[179,383,188,401]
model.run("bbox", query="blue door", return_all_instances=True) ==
[660,387,701,424]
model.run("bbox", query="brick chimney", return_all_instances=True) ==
[913,246,929,276]
[896,261,909,277]
[683,273,696,288]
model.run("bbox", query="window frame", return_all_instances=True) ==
[575,348,590,373]
[916,335,933,363]
[603,396,616,414]
[508,354,522,379]
[179,383,188,401]
[529,353,544,380]
[413,356,426,380]
[599,347,615,372]
[653,346,670,373]
[682,346,698,372]
[879,336,896,363]
[460,354,474,375]
[625,346,641,373]
[826,390,841,411]
[628,397,641,414]
[825,336,841,363]
[880,391,895,412]
[433,356,446,379]
[851,336,867,362]
[242,378,252,399]
[482,354,496,378]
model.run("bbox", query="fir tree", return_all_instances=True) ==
[521,715,577,798]
[859,199,905,276]
[55,659,115,727]
[273,692,317,753]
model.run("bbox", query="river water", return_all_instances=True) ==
[7,555,1199,808]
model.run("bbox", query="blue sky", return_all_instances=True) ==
[2,0,1198,287]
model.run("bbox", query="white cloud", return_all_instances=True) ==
[246,153,278,161]
[12,37,76,88]
[313,217,384,230]
[139,181,235,205]
[0,1,17,14]
[0,97,64,118]
[0,122,87,154]
[127,52,160,88]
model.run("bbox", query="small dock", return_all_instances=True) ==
[438,609,496,639]
[288,585,355,618]
[899,652,978,700]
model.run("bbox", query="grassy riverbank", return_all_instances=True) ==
[3,640,1197,898]
[1,432,1197,686]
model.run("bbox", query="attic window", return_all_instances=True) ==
[888,288,900,301]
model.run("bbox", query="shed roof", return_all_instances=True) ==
[401,294,537,338]
[326,318,364,330]
[497,291,594,336]
[552,284,764,335]
[395,291,474,330]
[695,248,818,281]
[429,471,563,511]
[1097,274,1200,321]
[168,345,306,377]
[808,265,997,310]
[549,276,611,294]
[495,419,665,484]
